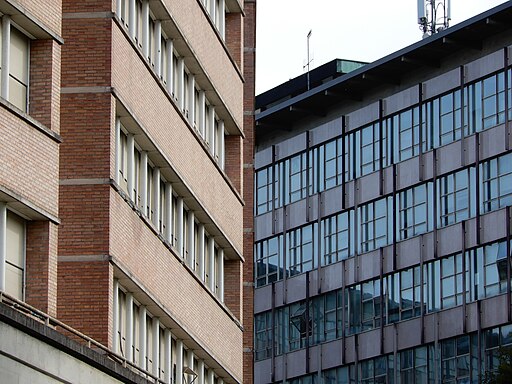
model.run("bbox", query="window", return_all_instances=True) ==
[467,72,506,134]
[385,266,423,324]
[345,122,386,181]
[0,20,30,112]
[359,197,393,253]
[508,69,512,121]
[437,168,475,228]
[5,211,26,300]
[255,312,272,360]
[255,236,282,287]
[117,0,129,26]
[440,335,477,384]
[311,138,343,193]
[484,324,512,375]
[324,291,341,342]
[423,90,463,149]
[118,129,129,192]
[321,210,354,266]
[397,183,433,240]
[323,366,355,384]
[286,224,316,277]
[255,166,274,215]
[476,241,510,299]
[440,253,468,309]
[281,153,307,204]
[398,346,433,384]
[481,153,512,213]
[8,27,30,112]
[387,107,421,162]
[288,301,307,351]
[360,355,391,384]
[345,280,382,335]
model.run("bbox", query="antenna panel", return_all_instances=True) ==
[417,0,426,21]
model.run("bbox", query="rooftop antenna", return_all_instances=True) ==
[303,30,313,90]
[418,0,451,38]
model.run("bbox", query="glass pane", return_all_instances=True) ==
[10,27,29,82]
[8,77,27,111]
[5,263,23,300]
[6,211,25,267]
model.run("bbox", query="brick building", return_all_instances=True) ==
[254,3,512,383]
[0,0,255,383]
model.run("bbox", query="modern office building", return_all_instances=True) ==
[254,2,512,383]
[1,0,255,383]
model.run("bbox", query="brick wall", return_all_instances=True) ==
[0,115,59,217]
[25,221,59,317]
[242,1,256,383]
[109,190,243,378]
[111,25,243,253]
[162,0,243,129]
[61,17,112,88]
[29,39,61,133]
[18,0,62,35]
[226,12,243,71]
[224,258,242,319]
[59,93,112,180]
[57,260,113,346]
[225,135,243,193]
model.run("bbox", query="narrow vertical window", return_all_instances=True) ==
[5,211,25,300]
[9,27,29,112]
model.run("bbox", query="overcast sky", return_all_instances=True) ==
[255,0,509,94]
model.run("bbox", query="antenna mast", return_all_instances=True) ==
[418,0,451,38]
[304,30,313,90]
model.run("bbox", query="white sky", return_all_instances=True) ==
[255,0,510,94]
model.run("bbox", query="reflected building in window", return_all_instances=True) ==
[253,3,512,383]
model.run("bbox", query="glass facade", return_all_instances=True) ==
[254,45,512,384]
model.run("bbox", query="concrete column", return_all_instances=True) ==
[166,40,174,95]
[198,91,206,138]
[187,211,195,268]
[140,152,148,215]
[164,183,172,243]
[142,0,150,58]
[218,120,225,169]
[177,197,184,257]
[154,21,162,76]
[152,317,160,377]
[208,237,215,291]
[208,106,215,155]
[127,134,135,200]
[113,280,120,354]
[218,249,224,302]
[139,306,147,370]
[152,168,160,228]
[219,0,225,39]
[115,119,121,185]
[164,329,172,384]
[175,340,183,384]
[188,75,195,127]
[198,225,205,281]
[1,16,11,100]
[126,293,134,362]
[128,0,136,39]
[177,58,185,111]
[197,360,205,384]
